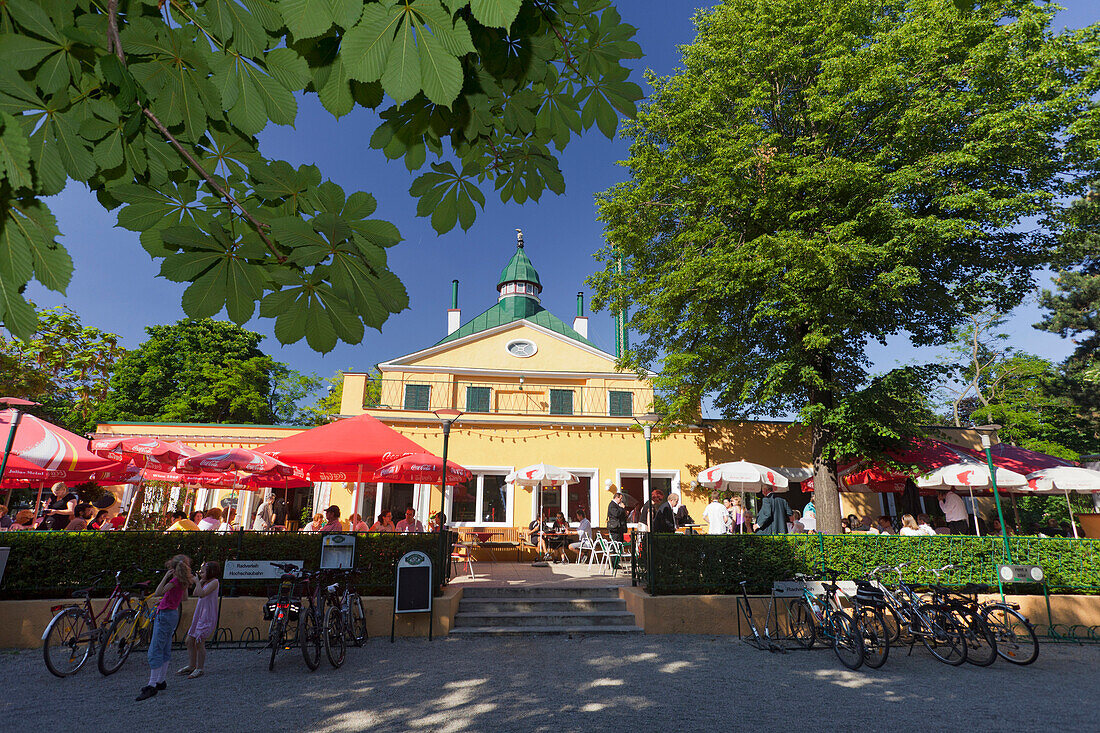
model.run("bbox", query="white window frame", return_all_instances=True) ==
[447,464,515,527]
[615,468,681,505]
[527,468,599,526]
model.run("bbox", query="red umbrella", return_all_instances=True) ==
[179,447,297,476]
[91,437,199,465]
[372,453,472,485]
[260,413,427,514]
[92,438,202,529]
[202,471,312,490]
[259,413,426,479]
[954,442,1075,474]
[1,409,122,473]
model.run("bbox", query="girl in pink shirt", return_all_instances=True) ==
[137,555,191,701]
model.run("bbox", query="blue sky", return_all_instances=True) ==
[25,1,1099,416]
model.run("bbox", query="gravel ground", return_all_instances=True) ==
[1,636,1096,732]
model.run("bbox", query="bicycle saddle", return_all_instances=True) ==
[71,588,92,598]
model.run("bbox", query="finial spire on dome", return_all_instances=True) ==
[516,228,524,249]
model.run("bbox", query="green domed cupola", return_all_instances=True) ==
[497,229,542,302]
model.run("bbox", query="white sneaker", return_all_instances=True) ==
[176,666,194,675]
[188,669,204,679]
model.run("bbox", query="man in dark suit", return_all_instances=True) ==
[642,489,676,533]
[753,486,791,535]
[606,492,628,543]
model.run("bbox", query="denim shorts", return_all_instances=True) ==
[147,607,179,668]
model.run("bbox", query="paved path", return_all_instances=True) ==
[2,636,1095,732]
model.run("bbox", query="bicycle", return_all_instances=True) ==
[922,566,998,667]
[266,562,303,672]
[941,580,1039,665]
[870,564,968,666]
[41,568,148,678]
[297,567,327,672]
[97,580,158,675]
[786,569,865,670]
[325,567,365,647]
[322,570,353,668]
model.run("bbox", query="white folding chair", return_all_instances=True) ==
[589,534,611,572]
[606,537,631,577]
[573,534,596,565]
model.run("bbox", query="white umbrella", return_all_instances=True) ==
[917,462,1027,536]
[507,464,578,566]
[697,461,789,534]
[1025,466,1100,539]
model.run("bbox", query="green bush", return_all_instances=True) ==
[641,534,1100,595]
[0,531,453,600]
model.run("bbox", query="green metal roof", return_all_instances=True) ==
[497,246,542,290]
[436,296,597,347]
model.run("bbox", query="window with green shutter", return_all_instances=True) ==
[466,386,490,413]
[404,384,430,411]
[609,390,633,417]
[549,389,574,415]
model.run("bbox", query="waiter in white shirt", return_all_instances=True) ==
[703,493,729,534]
[938,490,969,535]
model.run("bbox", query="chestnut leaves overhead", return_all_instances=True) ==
[0,0,641,352]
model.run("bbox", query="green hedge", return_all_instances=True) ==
[0,531,454,600]
[641,534,1100,595]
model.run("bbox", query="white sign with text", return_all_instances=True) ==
[224,560,303,580]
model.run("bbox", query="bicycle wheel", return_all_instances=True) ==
[97,610,138,676]
[983,604,1039,665]
[300,610,321,671]
[786,599,816,649]
[43,607,93,678]
[324,606,347,668]
[829,610,864,670]
[268,617,284,672]
[856,607,890,670]
[954,607,997,667]
[919,605,968,666]
[881,603,903,644]
[348,595,367,646]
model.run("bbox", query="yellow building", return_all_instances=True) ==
[95,237,989,531]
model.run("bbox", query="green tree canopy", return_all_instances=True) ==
[95,317,314,424]
[0,0,642,352]
[0,305,123,432]
[590,0,1100,533]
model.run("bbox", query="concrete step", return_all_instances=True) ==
[458,597,627,613]
[460,586,622,599]
[454,611,638,628]
[449,625,644,637]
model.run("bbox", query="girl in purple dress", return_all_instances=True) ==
[179,561,220,679]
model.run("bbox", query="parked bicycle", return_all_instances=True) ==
[322,568,367,669]
[919,566,1038,666]
[266,562,304,672]
[97,579,158,675]
[870,564,968,666]
[786,569,866,670]
[921,566,998,667]
[42,567,150,678]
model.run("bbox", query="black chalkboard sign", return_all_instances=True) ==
[397,566,431,612]
[392,551,434,642]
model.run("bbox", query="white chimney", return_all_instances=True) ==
[572,291,588,339]
[447,279,461,335]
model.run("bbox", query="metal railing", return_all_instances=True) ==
[365,377,653,418]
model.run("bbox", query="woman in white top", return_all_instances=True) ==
[899,514,923,536]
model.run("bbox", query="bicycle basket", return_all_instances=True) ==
[855,581,886,607]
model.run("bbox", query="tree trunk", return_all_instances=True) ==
[811,422,843,534]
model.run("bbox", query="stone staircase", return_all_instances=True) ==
[449,587,643,637]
